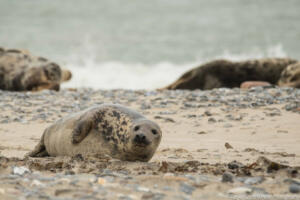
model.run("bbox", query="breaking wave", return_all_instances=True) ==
[62,44,287,90]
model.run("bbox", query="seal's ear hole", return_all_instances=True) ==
[152,129,158,135]
[134,126,140,131]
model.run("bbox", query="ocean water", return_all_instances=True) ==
[1,0,299,89]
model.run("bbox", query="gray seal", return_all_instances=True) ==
[0,47,72,91]
[27,104,162,162]
[162,58,298,90]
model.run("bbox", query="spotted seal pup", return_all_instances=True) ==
[27,104,162,162]
[162,58,298,90]
[0,47,72,91]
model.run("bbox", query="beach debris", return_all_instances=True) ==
[249,156,288,173]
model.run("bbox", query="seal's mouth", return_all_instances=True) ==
[134,142,150,148]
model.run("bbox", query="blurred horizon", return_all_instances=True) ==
[1,0,299,89]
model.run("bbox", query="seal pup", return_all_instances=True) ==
[0,47,72,91]
[27,104,162,162]
[162,58,298,90]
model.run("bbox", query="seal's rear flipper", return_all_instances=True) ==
[25,132,48,158]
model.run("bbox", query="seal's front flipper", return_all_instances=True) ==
[71,117,94,144]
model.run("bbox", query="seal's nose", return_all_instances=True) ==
[134,133,147,144]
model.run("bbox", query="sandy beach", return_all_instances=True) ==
[0,87,300,199]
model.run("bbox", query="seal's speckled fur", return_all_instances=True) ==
[0,47,71,91]
[278,62,300,88]
[27,104,162,162]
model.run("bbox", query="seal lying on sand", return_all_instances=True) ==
[0,47,72,91]
[278,62,300,88]
[162,58,298,90]
[27,104,162,162]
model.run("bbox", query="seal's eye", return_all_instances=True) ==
[152,129,157,135]
[134,126,140,131]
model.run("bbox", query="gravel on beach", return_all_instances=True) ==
[0,86,300,200]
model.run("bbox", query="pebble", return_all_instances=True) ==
[244,176,264,185]
[228,161,244,169]
[136,186,150,193]
[97,177,107,185]
[12,166,30,176]
[251,187,269,195]
[179,183,195,195]
[30,180,45,187]
[227,187,252,195]
[0,88,299,124]
[289,184,300,193]
[142,192,165,200]
[119,195,133,200]
[222,172,234,183]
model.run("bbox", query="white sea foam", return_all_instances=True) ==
[62,44,287,90]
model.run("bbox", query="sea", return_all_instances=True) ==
[1,0,299,89]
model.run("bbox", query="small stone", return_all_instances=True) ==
[30,180,45,187]
[137,186,150,192]
[118,195,133,200]
[204,111,212,116]
[251,187,269,195]
[244,177,264,185]
[228,187,252,195]
[240,81,271,89]
[208,118,216,123]
[225,142,233,149]
[289,184,300,193]
[55,189,72,196]
[222,172,234,183]
[97,177,107,185]
[223,123,233,128]
[142,192,165,200]
[197,131,207,135]
[228,161,244,169]
[12,166,30,176]
[179,183,195,195]
[141,103,151,110]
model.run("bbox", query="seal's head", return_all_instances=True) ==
[21,62,72,91]
[127,119,162,162]
[278,63,300,88]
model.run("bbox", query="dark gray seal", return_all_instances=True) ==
[162,58,298,90]
[27,104,162,162]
